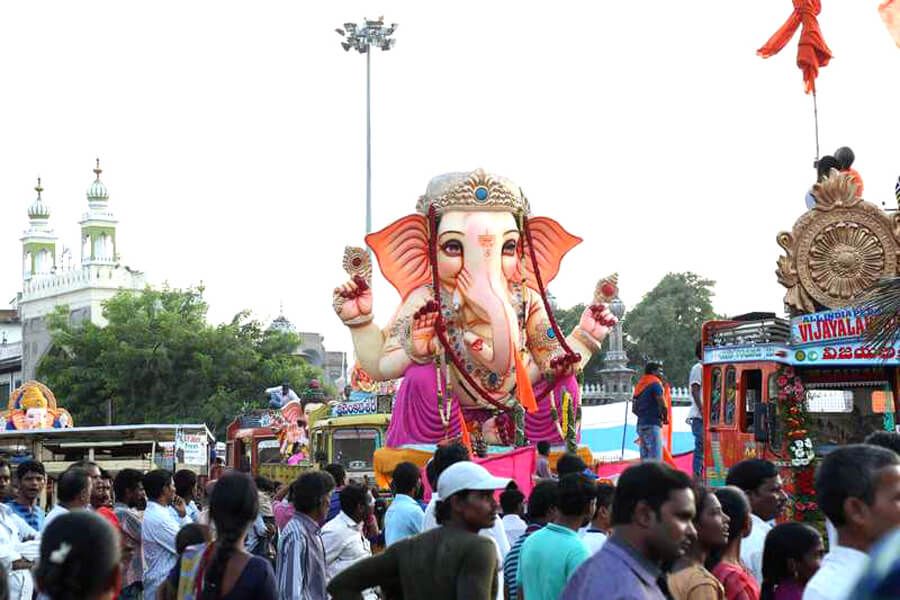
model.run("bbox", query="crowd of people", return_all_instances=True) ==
[0,457,303,600]
[1,427,900,599]
[269,432,900,600]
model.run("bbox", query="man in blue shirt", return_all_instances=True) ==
[324,463,347,522]
[6,460,45,531]
[517,474,595,600]
[561,462,696,600]
[384,461,424,546]
[632,362,667,462]
[503,480,558,600]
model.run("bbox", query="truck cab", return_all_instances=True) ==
[701,310,898,487]
[310,413,390,483]
[225,405,391,484]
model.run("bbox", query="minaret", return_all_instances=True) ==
[79,158,118,265]
[21,177,58,280]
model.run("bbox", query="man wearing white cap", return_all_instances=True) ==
[328,461,509,600]
[421,443,511,599]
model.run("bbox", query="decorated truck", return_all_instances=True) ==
[224,383,395,483]
[700,170,900,525]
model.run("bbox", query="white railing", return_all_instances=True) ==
[21,264,145,300]
[582,383,692,404]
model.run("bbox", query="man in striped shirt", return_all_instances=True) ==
[503,480,558,600]
[277,470,336,600]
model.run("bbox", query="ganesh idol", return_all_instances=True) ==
[333,169,617,447]
[3,381,74,431]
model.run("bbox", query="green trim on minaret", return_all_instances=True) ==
[27,177,50,219]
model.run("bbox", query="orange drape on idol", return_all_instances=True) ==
[457,404,472,452]
[757,0,832,93]
[514,351,538,413]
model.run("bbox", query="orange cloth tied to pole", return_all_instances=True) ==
[757,0,832,93]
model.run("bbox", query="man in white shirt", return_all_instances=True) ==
[688,343,704,480]
[804,444,900,600]
[725,458,787,583]
[0,460,39,600]
[266,381,301,409]
[170,469,201,523]
[141,469,191,600]
[500,487,527,548]
[45,467,92,528]
[0,502,39,600]
[321,484,377,600]
[580,481,614,554]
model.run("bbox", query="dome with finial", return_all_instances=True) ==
[86,158,109,203]
[269,314,297,334]
[27,178,50,220]
[609,296,626,319]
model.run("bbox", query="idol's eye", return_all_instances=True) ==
[502,239,518,256]
[441,240,463,257]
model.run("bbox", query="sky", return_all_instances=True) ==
[1,2,898,363]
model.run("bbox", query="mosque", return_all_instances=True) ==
[5,160,345,394]
[16,160,146,381]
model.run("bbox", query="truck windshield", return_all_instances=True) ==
[801,368,894,452]
[332,428,378,472]
[258,439,282,464]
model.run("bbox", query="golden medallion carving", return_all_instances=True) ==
[776,172,900,314]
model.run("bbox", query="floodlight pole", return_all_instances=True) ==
[337,18,396,237]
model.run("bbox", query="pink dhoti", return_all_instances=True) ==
[385,362,581,447]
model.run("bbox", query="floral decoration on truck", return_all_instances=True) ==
[776,366,819,524]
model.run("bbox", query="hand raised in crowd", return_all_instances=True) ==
[172,495,187,518]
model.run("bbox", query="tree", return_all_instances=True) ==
[37,286,332,437]
[622,272,718,386]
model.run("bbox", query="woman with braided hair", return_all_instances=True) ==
[164,472,276,600]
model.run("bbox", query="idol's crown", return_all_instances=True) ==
[415,169,530,216]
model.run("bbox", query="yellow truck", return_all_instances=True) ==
[227,406,391,485]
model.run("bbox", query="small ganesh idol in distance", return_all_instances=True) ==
[333,169,618,447]
[4,381,74,430]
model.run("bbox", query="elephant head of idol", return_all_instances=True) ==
[365,169,582,408]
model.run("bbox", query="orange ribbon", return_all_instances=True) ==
[515,351,539,414]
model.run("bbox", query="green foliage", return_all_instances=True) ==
[548,303,604,384]
[622,272,717,386]
[37,286,332,437]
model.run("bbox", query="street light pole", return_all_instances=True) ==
[336,17,397,236]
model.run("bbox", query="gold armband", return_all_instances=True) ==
[571,327,602,355]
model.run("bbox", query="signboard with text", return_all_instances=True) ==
[704,345,787,365]
[175,431,208,466]
[789,342,900,366]
[790,307,877,346]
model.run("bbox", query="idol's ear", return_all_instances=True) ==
[522,217,582,290]
[366,214,431,300]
